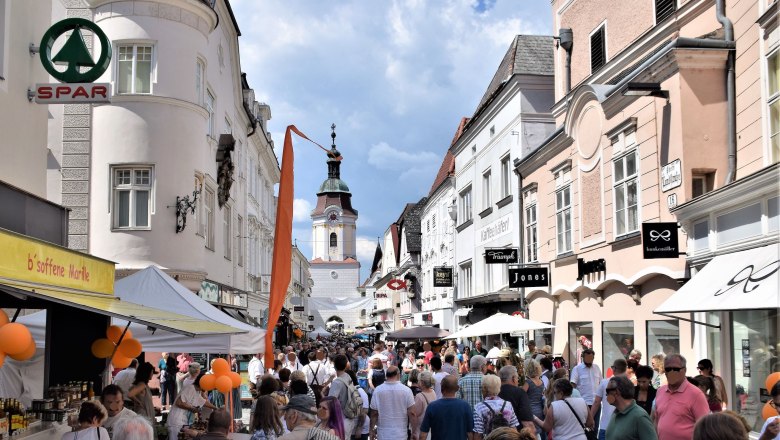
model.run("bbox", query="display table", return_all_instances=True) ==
[12,423,72,439]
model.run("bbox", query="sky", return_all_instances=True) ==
[232,0,553,281]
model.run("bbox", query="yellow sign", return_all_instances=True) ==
[0,228,115,295]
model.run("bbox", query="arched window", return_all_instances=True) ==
[329,232,337,247]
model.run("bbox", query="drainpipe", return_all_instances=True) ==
[716,0,737,184]
[558,28,574,94]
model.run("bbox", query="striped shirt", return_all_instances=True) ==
[457,372,484,411]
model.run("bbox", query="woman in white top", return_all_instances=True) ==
[167,373,218,439]
[533,378,593,440]
[401,350,417,376]
[409,371,437,440]
[61,401,110,440]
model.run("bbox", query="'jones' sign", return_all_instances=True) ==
[508,267,549,288]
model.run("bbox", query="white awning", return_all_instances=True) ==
[655,244,780,314]
[454,308,472,317]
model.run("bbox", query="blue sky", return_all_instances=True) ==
[232,0,553,281]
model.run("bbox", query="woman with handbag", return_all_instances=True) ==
[533,378,595,440]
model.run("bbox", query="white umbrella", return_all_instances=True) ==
[309,326,332,338]
[445,313,553,339]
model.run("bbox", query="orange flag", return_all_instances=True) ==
[265,126,332,368]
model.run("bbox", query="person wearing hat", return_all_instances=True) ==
[279,395,340,440]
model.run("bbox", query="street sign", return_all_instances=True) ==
[485,248,519,264]
[642,222,679,259]
[433,267,453,287]
[36,18,113,103]
[660,159,682,192]
[509,267,549,288]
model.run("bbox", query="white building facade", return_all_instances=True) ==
[451,35,555,329]
[43,0,278,324]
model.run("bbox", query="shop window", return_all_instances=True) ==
[769,196,779,232]
[112,166,152,229]
[590,24,607,73]
[603,321,634,369]
[204,186,215,250]
[223,205,231,259]
[705,312,724,379]
[655,0,676,23]
[614,148,640,237]
[482,169,492,210]
[646,320,679,357]
[117,44,153,94]
[569,322,594,365]
[459,186,473,224]
[534,325,553,349]
[693,219,710,253]
[731,309,779,431]
[717,203,762,245]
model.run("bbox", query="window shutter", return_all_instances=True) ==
[655,0,676,23]
[590,26,606,73]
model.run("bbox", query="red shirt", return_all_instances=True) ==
[424,351,434,365]
[654,380,710,440]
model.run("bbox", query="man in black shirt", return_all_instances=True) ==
[497,365,535,431]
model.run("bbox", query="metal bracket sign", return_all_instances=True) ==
[641,222,679,259]
[485,248,519,264]
[35,18,112,104]
[508,267,549,288]
[433,267,453,287]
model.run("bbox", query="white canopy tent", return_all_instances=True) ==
[113,265,265,354]
[445,313,553,339]
[308,327,332,338]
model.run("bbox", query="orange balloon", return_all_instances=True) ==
[0,310,8,327]
[0,323,33,355]
[212,358,230,376]
[117,338,143,358]
[215,375,232,394]
[199,374,216,391]
[106,326,133,344]
[9,340,36,361]
[766,372,780,392]
[229,371,242,388]
[763,401,777,420]
[112,354,132,369]
[91,338,115,358]
[0,352,5,368]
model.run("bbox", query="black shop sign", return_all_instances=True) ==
[577,258,606,281]
[485,248,519,264]
[642,222,679,259]
[307,315,314,321]
[433,267,453,287]
[509,267,549,288]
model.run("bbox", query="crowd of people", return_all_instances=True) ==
[62,338,780,440]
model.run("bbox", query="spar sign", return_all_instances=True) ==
[35,18,112,104]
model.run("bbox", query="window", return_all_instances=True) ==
[717,203,762,245]
[614,149,640,236]
[432,214,436,230]
[500,155,511,198]
[568,322,593,366]
[204,186,215,249]
[329,232,337,248]
[602,321,634,368]
[556,186,572,254]
[205,90,215,138]
[195,59,204,105]
[647,320,679,358]
[112,167,152,229]
[525,203,538,262]
[237,215,243,266]
[482,170,492,209]
[459,262,472,298]
[223,205,231,259]
[692,219,710,252]
[459,186,473,224]
[768,48,779,163]
[117,45,153,94]
[692,172,715,198]
[484,262,492,292]
[655,0,676,23]
[590,24,606,73]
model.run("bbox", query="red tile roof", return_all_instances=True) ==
[309,257,360,265]
[427,117,466,197]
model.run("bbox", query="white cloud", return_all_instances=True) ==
[367,142,438,171]
[356,236,379,263]
[292,199,313,222]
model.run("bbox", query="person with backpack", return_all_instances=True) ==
[473,374,519,439]
[327,355,361,439]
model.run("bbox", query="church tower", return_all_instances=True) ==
[308,125,362,330]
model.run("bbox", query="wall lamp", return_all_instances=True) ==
[170,177,203,233]
[622,82,669,101]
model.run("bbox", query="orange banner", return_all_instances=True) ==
[265,126,327,367]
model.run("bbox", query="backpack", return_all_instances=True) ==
[337,376,363,419]
[485,400,510,434]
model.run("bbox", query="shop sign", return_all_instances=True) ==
[433,267,453,287]
[485,248,519,264]
[307,315,314,321]
[0,228,115,294]
[660,159,682,192]
[577,258,606,281]
[477,214,512,246]
[199,281,219,302]
[375,292,388,298]
[508,267,549,288]
[36,18,112,104]
[641,222,679,259]
[387,279,407,290]
[293,306,305,312]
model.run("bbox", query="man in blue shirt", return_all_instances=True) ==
[420,375,474,440]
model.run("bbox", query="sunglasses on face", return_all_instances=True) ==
[666,367,684,372]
